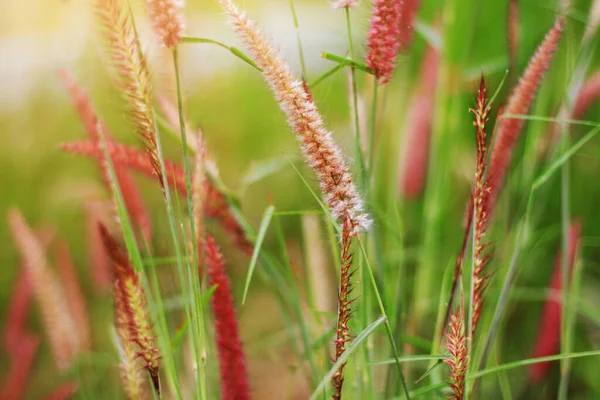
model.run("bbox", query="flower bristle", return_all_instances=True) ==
[59,70,152,243]
[486,17,564,216]
[572,70,600,119]
[219,0,369,235]
[95,0,164,189]
[529,221,582,383]
[399,45,439,197]
[8,210,80,371]
[205,234,251,400]
[99,224,161,394]
[444,301,469,400]
[331,218,356,400]
[61,140,252,254]
[366,0,403,84]
[54,239,92,350]
[146,0,185,48]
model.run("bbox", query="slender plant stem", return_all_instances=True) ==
[172,47,209,400]
[288,0,307,80]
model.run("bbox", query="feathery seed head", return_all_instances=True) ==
[486,17,564,216]
[366,0,403,84]
[444,302,469,400]
[146,0,185,48]
[8,210,81,371]
[205,234,251,400]
[530,221,581,383]
[99,224,161,394]
[95,0,163,189]
[62,140,252,253]
[572,71,600,119]
[398,0,420,50]
[219,0,369,235]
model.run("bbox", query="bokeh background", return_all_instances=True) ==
[2,0,600,398]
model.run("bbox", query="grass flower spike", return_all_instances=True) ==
[366,0,403,84]
[205,234,251,400]
[99,224,161,394]
[146,0,185,48]
[219,0,369,235]
[96,0,163,187]
[332,0,359,8]
[444,301,469,400]
[486,17,564,215]
[529,221,581,383]
[8,210,80,371]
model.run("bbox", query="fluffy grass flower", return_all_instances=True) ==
[219,0,369,235]
[146,0,185,48]
[205,234,251,400]
[366,0,403,84]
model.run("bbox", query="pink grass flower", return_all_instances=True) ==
[3,333,39,400]
[366,0,403,84]
[486,17,564,217]
[399,0,420,51]
[572,71,600,119]
[444,301,468,400]
[61,140,252,254]
[205,234,251,400]
[529,221,581,383]
[398,45,439,197]
[59,70,152,243]
[220,0,369,235]
[146,0,185,48]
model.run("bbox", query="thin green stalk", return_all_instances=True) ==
[172,47,208,400]
[288,0,307,80]
[344,7,368,187]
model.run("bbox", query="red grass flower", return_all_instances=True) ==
[399,45,439,197]
[99,224,161,394]
[205,234,251,400]
[399,0,420,51]
[444,301,469,400]
[529,221,581,383]
[62,140,253,254]
[572,70,600,119]
[486,17,564,216]
[59,70,152,243]
[366,0,403,84]
[3,333,39,400]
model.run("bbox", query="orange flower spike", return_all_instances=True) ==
[99,224,161,394]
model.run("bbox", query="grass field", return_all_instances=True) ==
[2,0,600,399]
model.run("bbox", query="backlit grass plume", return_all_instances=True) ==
[366,0,403,84]
[219,0,369,235]
[205,234,251,400]
[95,0,163,188]
[486,17,564,216]
[8,210,80,371]
[332,0,359,8]
[146,0,184,48]
[99,224,161,394]
[61,140,252,253]
[444,300,469,400]
[3,333,39,400]
[529,221,581,383]
[59,70,151,243]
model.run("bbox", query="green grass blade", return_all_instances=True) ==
[242,205,275,304]
[180,36,262,71]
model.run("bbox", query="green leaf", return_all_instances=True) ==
[321,52,373,75]
[242,205,275,304]
[180,36,262,72]
[242,156,299,187]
